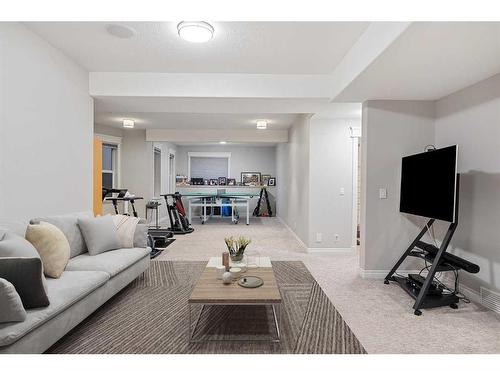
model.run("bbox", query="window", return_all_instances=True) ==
[188,152,231,180]
[102,143,118,189]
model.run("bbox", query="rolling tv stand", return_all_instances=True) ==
[384,174,479,316]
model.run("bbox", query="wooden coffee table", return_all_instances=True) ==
[188,257,282,342]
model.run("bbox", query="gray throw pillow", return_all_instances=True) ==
[0,232,50,308]
[78,215,121,255]
[0,278,27,323]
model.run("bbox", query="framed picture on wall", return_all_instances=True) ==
[209,179,218,186]
[227,178,236,186]
[218,177,227,185]
[241,172,261,186]
[261,174,271,186]
[268,177,276,186]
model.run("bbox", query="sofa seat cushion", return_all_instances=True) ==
[65,248,150,277]
[0,270,109,347]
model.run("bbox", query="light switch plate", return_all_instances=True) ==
[379,188,387,199]
[340,187,345,196]
[316,233,322,243]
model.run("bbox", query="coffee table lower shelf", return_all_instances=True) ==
[188,302,282,343]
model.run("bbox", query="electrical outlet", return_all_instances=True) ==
[334,234,340,242]
[316,233,322,243]
[340,187,345,196]
[379,188,387,199]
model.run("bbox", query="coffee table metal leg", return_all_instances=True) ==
[272,304,281,342]
[189,304,205,342]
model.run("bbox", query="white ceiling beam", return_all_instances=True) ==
[146,129,288,143]
[327,22,411,100]
[94,96,330,114]
[90,72,332,99]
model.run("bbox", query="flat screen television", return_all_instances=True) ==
[399,145,458,222]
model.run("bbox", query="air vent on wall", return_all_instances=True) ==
[480,286,500,314]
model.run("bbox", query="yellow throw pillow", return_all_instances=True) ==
[25,221,70,278]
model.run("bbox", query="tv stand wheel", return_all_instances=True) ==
[414,309,422,316]
[450,303,458,309]
[384,279,390,285]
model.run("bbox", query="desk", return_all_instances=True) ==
[183,192,257,225]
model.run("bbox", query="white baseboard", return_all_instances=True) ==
[276,216,307,250]
[277,216,356,254]
[361,269,483,307]
[442,274,482,305]
[359,268,421,279]
[307,247,355,254]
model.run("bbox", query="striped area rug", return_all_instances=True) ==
[47,261,366,354]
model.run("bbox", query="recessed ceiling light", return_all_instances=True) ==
[106,24,137,39]
[177,21,214,43]
[256,120,267,130]
[219,141,227,144]
[123,119,135,128]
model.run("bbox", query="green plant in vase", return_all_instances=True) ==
[224,236,251,262]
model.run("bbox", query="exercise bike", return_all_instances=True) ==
[162,193,194,234]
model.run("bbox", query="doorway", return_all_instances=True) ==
[168,151,175,193]
[154,147,162,198]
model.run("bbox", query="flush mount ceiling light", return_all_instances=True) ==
[219,141,227,144]
[256,120,268,130]
[123,119,135,128]
[177,21,214,43]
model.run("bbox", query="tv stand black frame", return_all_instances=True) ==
[384,174,461,316]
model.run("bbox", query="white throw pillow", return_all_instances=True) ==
[112,214,140,248]
[25,221,70,279]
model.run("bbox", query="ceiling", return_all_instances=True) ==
[24,21,500,133]
[336,22,500,101]
[95,112,298,130]
[26,22,369,74]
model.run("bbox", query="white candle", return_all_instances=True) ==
[216,265,226,279]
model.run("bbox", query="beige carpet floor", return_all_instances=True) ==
[157,217,500,354]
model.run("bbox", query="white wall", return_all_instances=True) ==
[175,145,276,181]
[434,73,500,294]
[309,116,358,250]
[120,130,154,217]
[0,23,93,220]
[153,141,177,218]
[94,125,177,219]
[361,101,435,273]
[276,114,311,246]
[95,124,124,138]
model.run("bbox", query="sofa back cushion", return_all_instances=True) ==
[30,212,92,258]
[0,220,29,237]
[0,232,50,308]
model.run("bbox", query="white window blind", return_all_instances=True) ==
[190,157,229,180]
